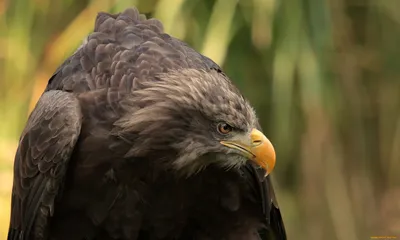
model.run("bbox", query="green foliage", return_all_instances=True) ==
[1,0,400,239]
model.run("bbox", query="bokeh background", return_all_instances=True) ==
[1,0,400,239]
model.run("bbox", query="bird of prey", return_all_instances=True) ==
[8,7,286,240]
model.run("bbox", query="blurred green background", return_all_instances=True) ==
[1,0,400,239]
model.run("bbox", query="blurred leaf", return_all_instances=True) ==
[201,0,238,65]
[153,0,185,38]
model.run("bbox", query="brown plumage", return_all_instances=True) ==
[8,8,286,240]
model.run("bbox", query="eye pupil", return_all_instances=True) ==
[218,123,232,134]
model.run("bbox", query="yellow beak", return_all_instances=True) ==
[220,128,276,176]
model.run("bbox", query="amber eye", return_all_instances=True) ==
[217,123,233,134]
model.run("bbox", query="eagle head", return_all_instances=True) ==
[115,68,275,177]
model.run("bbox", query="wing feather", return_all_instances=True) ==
[8,90,82,240]
[244,163,287,240]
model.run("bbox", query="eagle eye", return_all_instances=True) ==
[217,123,233,134]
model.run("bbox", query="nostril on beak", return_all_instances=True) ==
[252,139,263,146]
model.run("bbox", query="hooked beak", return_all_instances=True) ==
[220,128,276,176]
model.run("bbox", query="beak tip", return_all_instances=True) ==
[250,128,276,175]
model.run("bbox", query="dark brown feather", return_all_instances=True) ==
[8,91,82,240]
[8,7,286,240]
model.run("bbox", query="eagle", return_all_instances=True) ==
[8,7,286,240]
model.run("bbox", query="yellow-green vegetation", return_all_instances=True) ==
[1,0,400,239]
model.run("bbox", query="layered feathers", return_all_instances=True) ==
[8,8,286,240]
